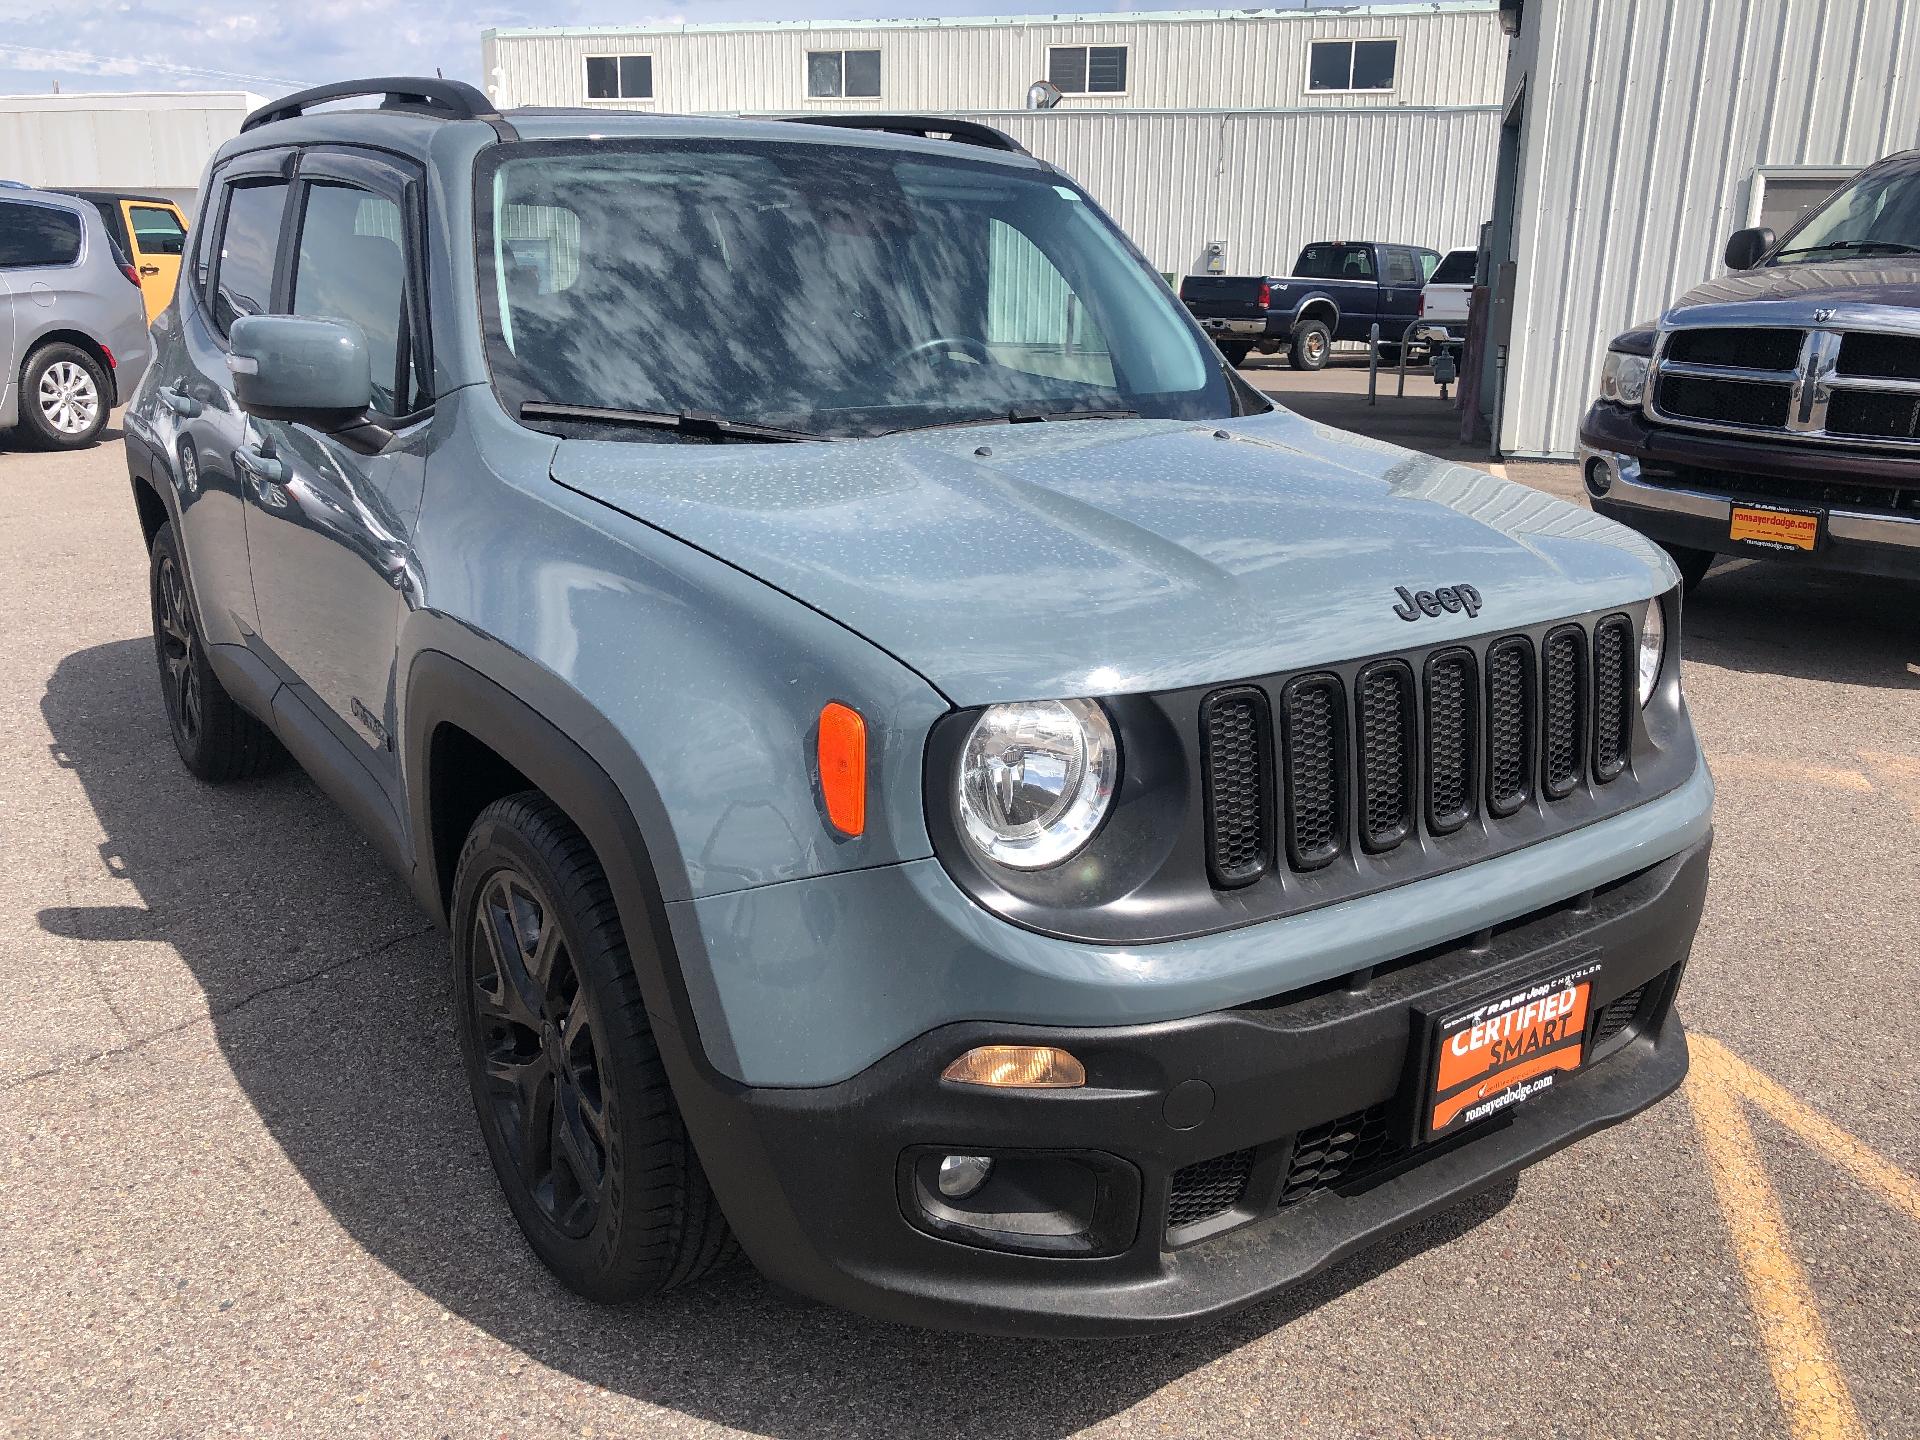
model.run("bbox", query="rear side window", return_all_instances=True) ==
[1381,248,1421,286]
[130,205,187,257]
[0,202,83,269]
[1295,243,1374,280]
[211,181,289,334]
[291,183,416,415]
[1430,250,1477,285]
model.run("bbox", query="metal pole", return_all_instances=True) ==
[1367,323,1379,404]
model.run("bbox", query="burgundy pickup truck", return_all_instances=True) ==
[1579,148,1920,589]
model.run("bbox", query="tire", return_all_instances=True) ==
[1288,320,1331,372]
[18,342,110,449]
[149,522,287,782]
[1219,340,1252,368]
[1375,342,1403,367]
[1662,543,1716,594]
[451,792,734,1301]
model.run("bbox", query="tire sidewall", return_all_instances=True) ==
[148,523,205,770]
[1291,322,1331,372]
[22,343,109,449]
[450,810,642,1291]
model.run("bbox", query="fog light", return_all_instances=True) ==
[942,1045,1086,1088]
[1585,457,1613,496]
[936,1153,994,1199]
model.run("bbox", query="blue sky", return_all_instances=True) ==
[0,0,1370,97]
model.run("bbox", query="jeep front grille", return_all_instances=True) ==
[1648,324,1920,448]
[1201,612,1641,886]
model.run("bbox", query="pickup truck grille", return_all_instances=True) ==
[1200,613,1641,887]
[1648,324,1920,447]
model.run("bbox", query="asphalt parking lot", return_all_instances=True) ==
[2,395,1916,1439]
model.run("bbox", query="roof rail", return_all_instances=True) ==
[242,77,501,132]
[782,114,1030,156]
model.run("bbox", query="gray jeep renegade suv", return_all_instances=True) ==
[122,79,1713,1337]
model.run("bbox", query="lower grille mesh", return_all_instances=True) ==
[1591,984,1649,1048]
[1167,1148,1255,1229]
[1279,1103,1404,1207]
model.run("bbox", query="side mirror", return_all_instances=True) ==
[228,315,372,428]
[1723,226,1775,272]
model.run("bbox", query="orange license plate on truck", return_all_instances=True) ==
[1729,504,1819,551]
[1425,960,1600,1139]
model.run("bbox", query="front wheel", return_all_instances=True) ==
[1289,320,1331,372]
[451,792,734,1300]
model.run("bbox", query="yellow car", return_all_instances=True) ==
[56,189,190,324]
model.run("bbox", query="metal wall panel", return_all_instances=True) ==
[0,91,260,193]
[486,6,1507,115]
[962,107,1501,277]
[1499,0,1920,457]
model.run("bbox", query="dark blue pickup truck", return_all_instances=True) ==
[1180,241,1442,370]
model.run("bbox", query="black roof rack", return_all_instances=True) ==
[782,114,1030,156]
[242,77,502,132]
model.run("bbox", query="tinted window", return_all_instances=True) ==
[479,140,1227,439]
[1382,248,1420,286]
[0,202,83,269]
[586,55,650,99]
[844,49,881,97]
[130,205,187,256]
[1295,243,1374,280]
[1309,39,1397,91]
[1351,40,1397,90]
[293,183,413,414]
[1430,250,1477,285]
[212,181,288,334]
[1048,45,1127,94]
[1307,41,1352,91]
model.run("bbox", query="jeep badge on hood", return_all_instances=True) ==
[1393,583,1483,621]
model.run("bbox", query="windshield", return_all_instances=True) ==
[476,138,1235,440]
[1771,157,1920,262]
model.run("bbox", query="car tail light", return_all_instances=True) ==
[1418,292,1426,316]
[1257,280,1271,308]
[119,262,141,289]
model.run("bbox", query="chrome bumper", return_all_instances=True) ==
[1201,318,1267,336]
[1577,445,1920,551]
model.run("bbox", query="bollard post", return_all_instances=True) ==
[1368,323,1379,404]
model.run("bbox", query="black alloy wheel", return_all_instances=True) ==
[468,866,612,1238]
[155,550,203,749]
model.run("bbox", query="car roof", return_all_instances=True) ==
[54,187,179,206]
[0,185,95,219]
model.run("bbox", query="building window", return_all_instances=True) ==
[585,55,653,100]
[1308,38,1397,92]
[807,49,882,98]
[1047,44,1128,95]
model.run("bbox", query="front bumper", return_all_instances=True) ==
[1579,402,1920,579]
[685,838,1709,1337]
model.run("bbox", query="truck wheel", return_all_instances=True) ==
[1219,341,1252,368]
[1662,544,1716,593]
[1375,342,1403,367]
[18,342,110,450]
[149,522,287,782]
[1289,320,1331,372]
[451,792,735,1301]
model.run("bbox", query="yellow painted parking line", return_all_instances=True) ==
[1687,1040,1869,1440]
[1694,1034,1920,1226]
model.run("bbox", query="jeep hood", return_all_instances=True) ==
[1667,256,1920,322]
[550,409,1673,707]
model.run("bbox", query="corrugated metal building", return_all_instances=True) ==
[1491,0,1920,457]
[484,6,1508,278]
[0,91,262,209]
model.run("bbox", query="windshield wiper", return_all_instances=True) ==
[1771,240,1920,260]
[519,402,830,443]
[881,406,1139,435]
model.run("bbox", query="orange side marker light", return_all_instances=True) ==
[817,702,867,837]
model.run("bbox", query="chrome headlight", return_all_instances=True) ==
[1600,350,1650,407]
[1638,597,1666,704]
[956,699,1118,870]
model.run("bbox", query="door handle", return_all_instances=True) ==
[157,385,200,417]
[139,264,161,276]
[234,444,285,486]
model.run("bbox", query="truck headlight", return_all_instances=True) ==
[1638,597,1666,704]
[1600,350,1650,407]
[956,699,1118,869]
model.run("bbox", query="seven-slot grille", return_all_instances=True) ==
[1650,324,1920,446]
[1199,614,1638,887]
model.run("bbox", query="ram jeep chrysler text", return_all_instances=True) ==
[124,79,1712,1337]
[1580,147,1920,588]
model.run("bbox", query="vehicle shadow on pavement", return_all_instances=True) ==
[1680,559,1920,690]
[39,638,1516,1438]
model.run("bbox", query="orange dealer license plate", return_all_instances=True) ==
[1729,503,1820,552]
[1423,958,1600,1140]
